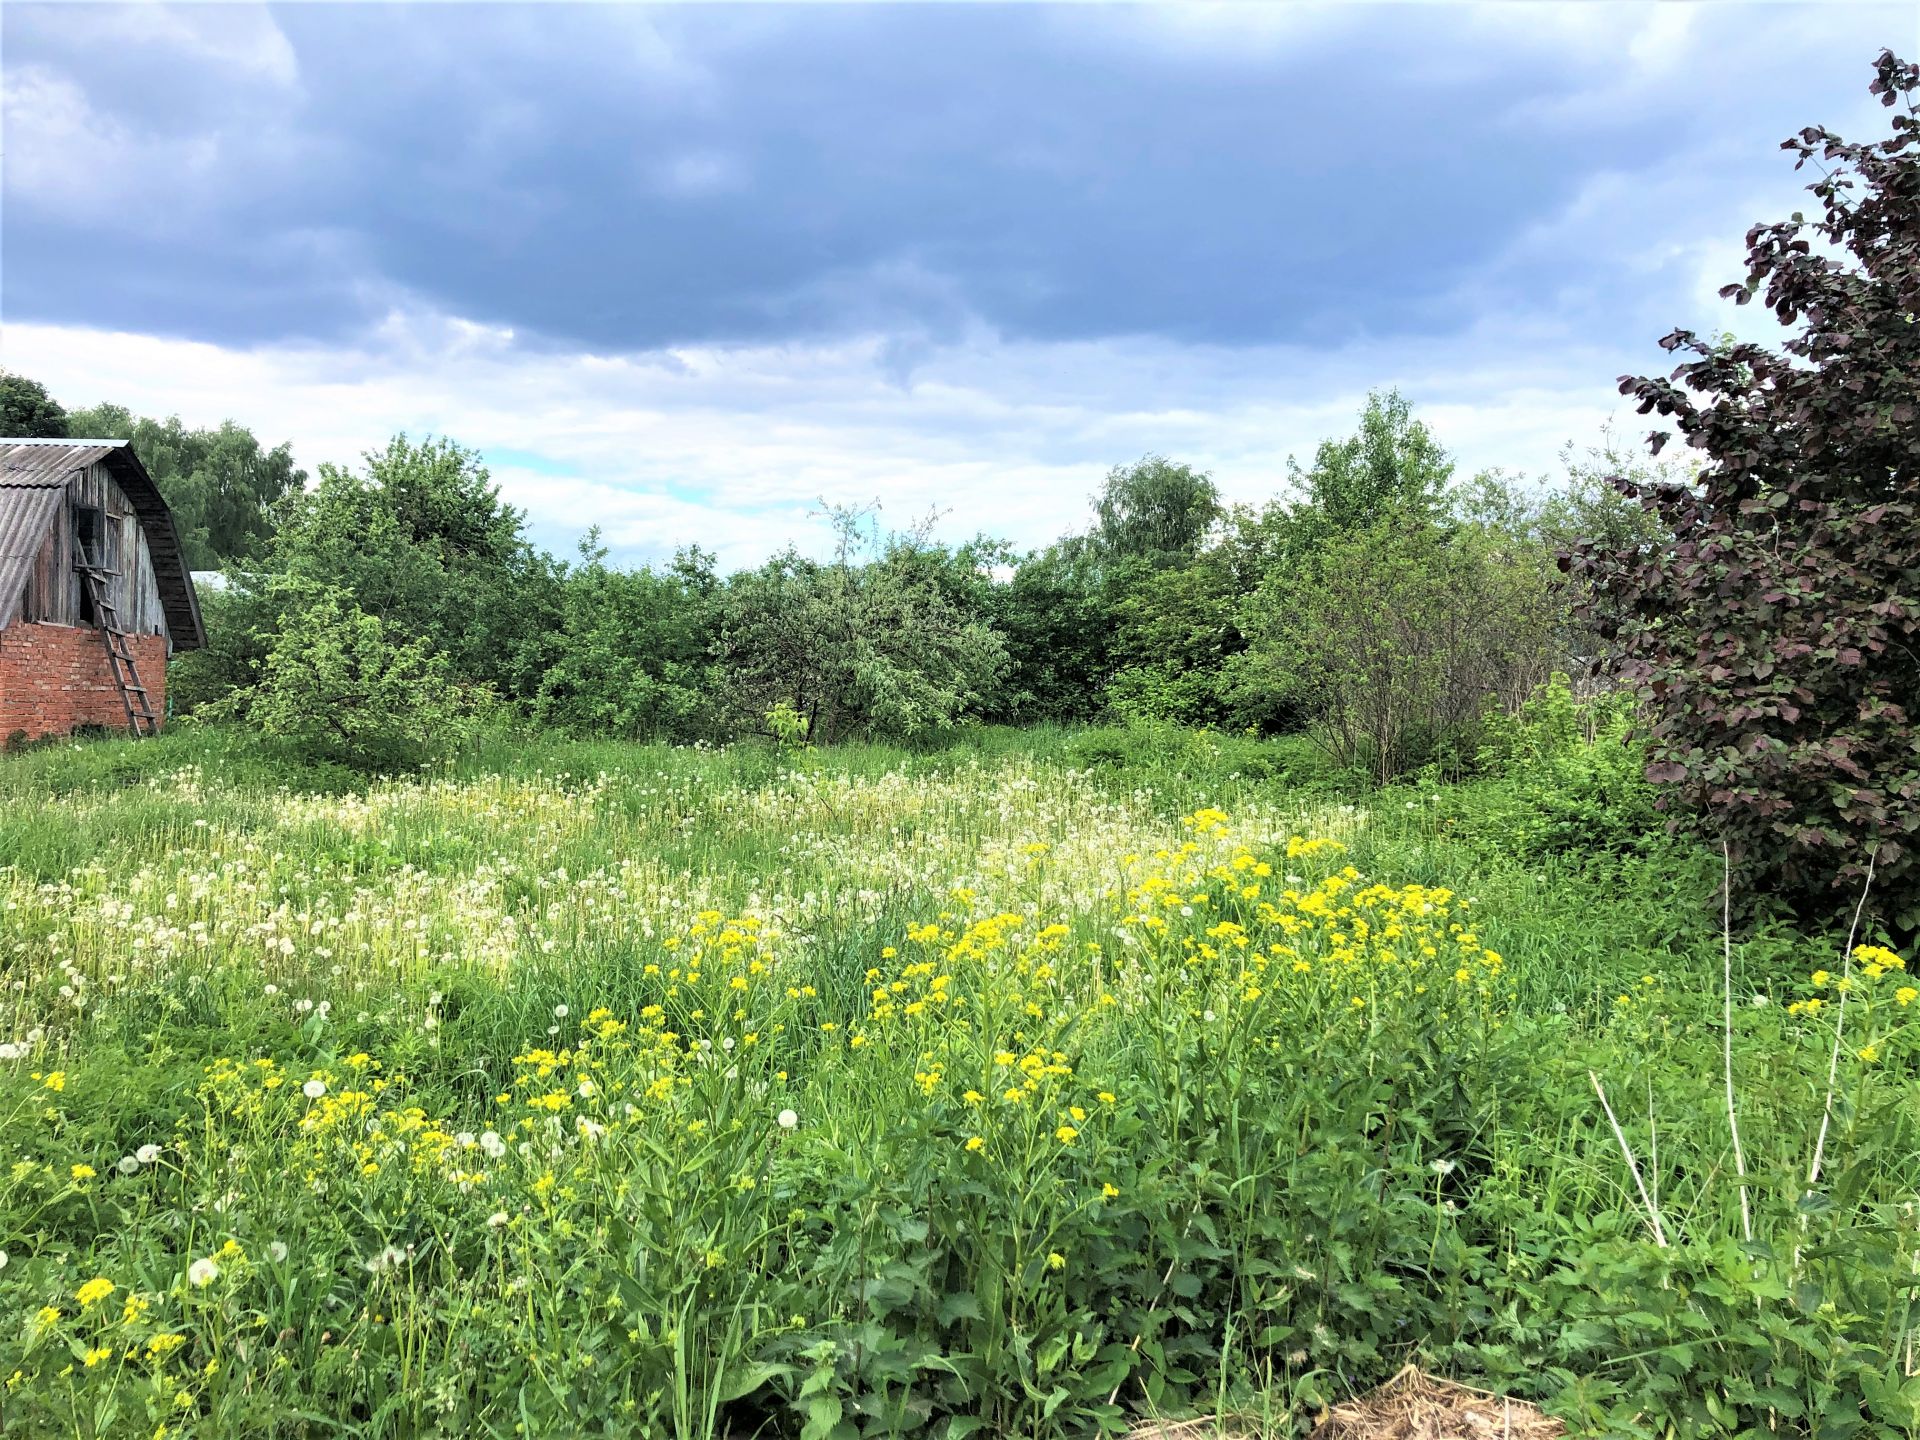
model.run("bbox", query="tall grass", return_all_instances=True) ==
[0,726,1912,1438]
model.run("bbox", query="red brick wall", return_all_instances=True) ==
[0,623,168,741]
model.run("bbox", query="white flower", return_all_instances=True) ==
[302,1079,327,1100]
[1430,1158,1456,1177]
[136,1144,162,1164]
[263,984,279,997]
[479,1130,506,1158]
[776,1109,798,1131]
[117,1155,139,1175]
[0,1043,20,1062]
[0,1249,7,1271]
[456,1132,476,1149]
[365,1244,406,1274]
[293,998,314,1014]
[187,1257,219,1287]
[553,1004,568,1019]
[487,1211,509,1229]
[576,1117,606,1141]
[267,1241,289,1264]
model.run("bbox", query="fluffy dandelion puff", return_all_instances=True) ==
[135,1144,162,1164]
[187,1257,219,1287]
[302,1079,327,1099]
[267,1241,288,1263]
[553,1004,568,1019]
[479,1130,506,1158]
[117,1155,139,1175]
[777,1108,798,1130]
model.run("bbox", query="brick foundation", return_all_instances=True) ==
[0,623,168,742]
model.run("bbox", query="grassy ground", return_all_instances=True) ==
[0,724,1913,1438]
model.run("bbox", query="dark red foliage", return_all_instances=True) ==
[1568,51,1920,926]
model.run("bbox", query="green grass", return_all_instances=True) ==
[0,725,1913,1439]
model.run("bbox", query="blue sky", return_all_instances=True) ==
[3,3,1912,567]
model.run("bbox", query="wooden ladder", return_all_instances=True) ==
[75,551,159,737]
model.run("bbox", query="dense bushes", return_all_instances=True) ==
[162,391,1581,772]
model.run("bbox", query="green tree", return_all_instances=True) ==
[1241,518,1558,782]
[534,535,720,740]
[1091,456,1221,569]
[0,371,69,438]
[228,582,481,771]
[1572,50,1920,921]
[715,509,1007,743]
[263,434,561,703]
[989,538,1113,724]
[63,402,305,569]
[1287,389,1453,538]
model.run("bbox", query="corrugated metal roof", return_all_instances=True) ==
[0,487,66,626]
[0,440,120,489]
[0,439,207,649]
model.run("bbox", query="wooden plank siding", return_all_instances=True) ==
[15,463,169,642]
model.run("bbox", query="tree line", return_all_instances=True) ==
[1,369,1663,773]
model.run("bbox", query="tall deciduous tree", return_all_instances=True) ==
[1287,388,1453,538]
[63,402,305,569]
[0,371,68,438]
[1091,456,1221,569]
[1570,50,1920,923]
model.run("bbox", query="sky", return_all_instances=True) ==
[3,2,1914,569]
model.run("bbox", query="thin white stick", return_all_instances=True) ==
[1591,1069,1669,1247]
[1808,852,1876,1190]
[1722,842,1752,1244]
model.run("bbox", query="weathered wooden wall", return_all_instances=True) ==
[15,463,169,639]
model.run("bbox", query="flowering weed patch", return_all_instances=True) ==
[0,733,1914,1437]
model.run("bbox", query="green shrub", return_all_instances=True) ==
[1467,675,1657,860]
[226,583,483,771]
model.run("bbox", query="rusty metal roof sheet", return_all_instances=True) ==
[0,439,207,649]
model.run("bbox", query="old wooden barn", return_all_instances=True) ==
[0,439,206,742]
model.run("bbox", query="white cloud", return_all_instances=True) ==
[13,4,299,88]
[0,65,218,222]
[652,149,748,198]
[5,301,1659,573]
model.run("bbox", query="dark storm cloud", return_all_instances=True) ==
[1,3,1906,352]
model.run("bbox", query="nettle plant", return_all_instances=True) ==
[1570,50,1920,927]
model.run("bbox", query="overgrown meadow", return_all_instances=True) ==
[0,721,1913,1439]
